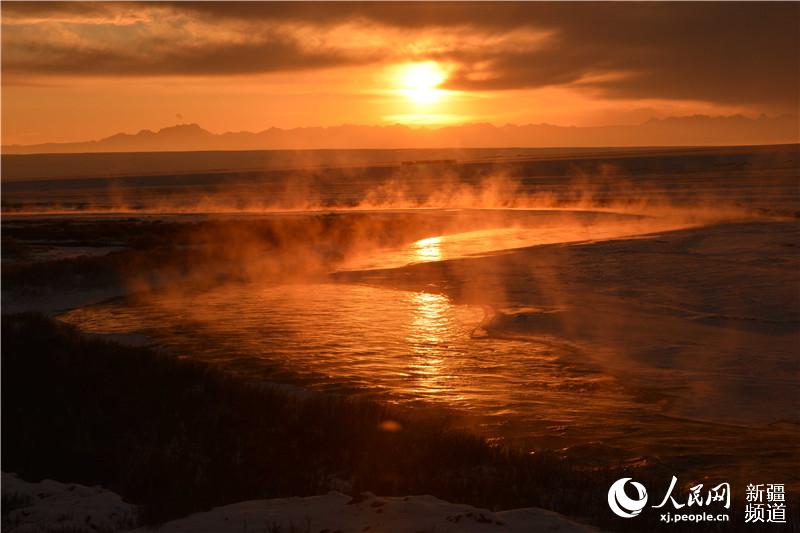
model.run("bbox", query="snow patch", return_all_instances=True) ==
[2,472,137,533]
[130,491,596,533]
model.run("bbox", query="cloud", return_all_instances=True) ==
[1,4,376,77]
[2,33,364,77]
[1,2,150,25]
[2,2,798,111]
[436,3,799,110]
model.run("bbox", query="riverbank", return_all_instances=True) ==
[2,472,596,533]
[2,312,671,531]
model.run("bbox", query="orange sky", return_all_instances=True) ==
[2,2,798,145]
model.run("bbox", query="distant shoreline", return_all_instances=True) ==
[3,143,797,182]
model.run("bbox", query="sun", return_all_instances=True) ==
[398,62,447,104]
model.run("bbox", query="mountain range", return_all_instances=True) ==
[3,115,797,154]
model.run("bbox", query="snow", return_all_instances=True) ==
[1,473,594,533]
[129,491,597,533]
[2,472,137,533]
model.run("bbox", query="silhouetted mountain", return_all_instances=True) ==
[3,115,797,154]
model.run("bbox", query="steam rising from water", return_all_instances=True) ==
[5,153,791,218]
[12,147,797,487]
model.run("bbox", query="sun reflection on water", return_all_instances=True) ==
[405,290,453,395]
[409,291,449,348]
[404,235,450,392]
[412,236,442,262]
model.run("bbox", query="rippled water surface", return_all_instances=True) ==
[62,282,642,445]
[60,277,800,485]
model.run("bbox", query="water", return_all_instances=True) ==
[61,282,644,445]
[5,145,799,214]
[60,278,799,483]
[340,213,694,270]
[31,144,798,485]
[57,212,664,448]
[58,213,800,486]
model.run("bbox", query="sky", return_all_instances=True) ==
[2,1,798,145]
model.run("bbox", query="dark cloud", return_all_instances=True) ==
[3,2,567,28]
[438,3,800,110]
[2,2,119,19]
[2,2,798,111]
[1,1,149,24]
[2,36,364,77]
